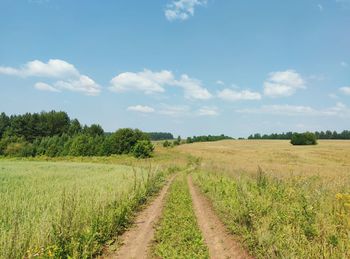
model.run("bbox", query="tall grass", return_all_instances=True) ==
[193,170,350,258]
[0,161,166,258]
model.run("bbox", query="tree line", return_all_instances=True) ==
[147,132,174,141]
[0,111,153,158]
[248,130,350,140]
[186,134,233,143]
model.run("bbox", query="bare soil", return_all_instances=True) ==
[101,176,174,259]
[187,176,252,259]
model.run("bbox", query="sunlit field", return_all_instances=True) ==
[177,140,350,178]
[0,161,165,258]
[177,140,350,258]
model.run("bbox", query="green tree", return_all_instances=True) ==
[133,140,154,158]
[291,132,317,145]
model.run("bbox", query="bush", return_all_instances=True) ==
[291,132,317,145]
[133,140,154,158]
[163,140,171,148]
[4,141,34,157]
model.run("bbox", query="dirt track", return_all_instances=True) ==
[102,176,174,259]
[188,176,252,259]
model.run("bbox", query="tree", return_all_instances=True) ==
[147,132,174,141]
[83,124,104,136]
[163,140,171,147]
[68,119,82,136]
[0,112,10,139]
[291,132,317,145]
[132,140,154,158]
[109,128,149,155]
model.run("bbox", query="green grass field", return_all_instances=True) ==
[1,140,350,258]
[0,161,165,258]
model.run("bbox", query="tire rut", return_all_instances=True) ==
[101,175,175,259]
[187,176,252,259]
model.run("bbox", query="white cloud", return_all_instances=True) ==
[217,88,261,101]
[263,70,305,97]
[340,86,350,95]
[175,74,212,100]
[54,75,101,96]
[0,59,79,78]
[0,59,101,96]
[341,61,348,67]
[237,102,350,117]
[110,69,212,100]
[34,82,60,93]
[110,70,171,94]
[196,106,219,116]
[165,0,206,21]
[127,105,155,113]
[216,80,225,85]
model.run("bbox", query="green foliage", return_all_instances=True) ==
[248,130,350,140]
[291,132,317,145]
[193,170,350,258]
[109,128,148,155]
[0,111,154,158]
[186,134,233,143]
[132,140,154,158]
[147,132,174,141]
[0,161,166,258]
[163,140,171,147]
[153,174,209,258]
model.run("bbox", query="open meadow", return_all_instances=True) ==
[1,140,350,258]
[0,160,166,258]
[176,140,350,258]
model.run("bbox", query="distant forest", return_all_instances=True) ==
[248,131,350,140]
[186,134,233,143]
[147,132,174,141]
[0,111,153,158]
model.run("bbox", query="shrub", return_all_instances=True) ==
[4,141,34,157]
[132,140,154,158]
[163,140,171,148]
[291,132,317,145]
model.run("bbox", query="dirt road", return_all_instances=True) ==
[102,176,174,259]
[188,176,252,259]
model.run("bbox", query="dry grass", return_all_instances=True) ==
[177,140,350,179]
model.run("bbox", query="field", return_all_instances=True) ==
[0,161,166,258]
[1,140,350,258]
[179,140,350,258]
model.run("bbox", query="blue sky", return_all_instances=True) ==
[0,0,349,137]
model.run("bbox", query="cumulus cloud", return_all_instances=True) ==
[340,86,350,95]
[237,102,350,117]
[0,59,79,78]
[0,59,101,96]
[54,75,101,96]
[34,82,61,93]
[196,106,219,116]
[217,88,261,101]
[127,105,155,113]
[110,69,212,100]
[165,0,206,21]
[110,70,171,94]
[175,74,212,100]
[263,70,305,97]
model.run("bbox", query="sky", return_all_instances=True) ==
[0,0,349,137]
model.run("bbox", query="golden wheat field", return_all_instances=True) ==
[176,140,350,178]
